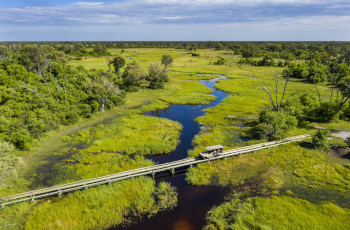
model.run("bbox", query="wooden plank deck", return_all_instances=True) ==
[0,134,310,208]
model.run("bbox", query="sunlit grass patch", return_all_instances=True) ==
[80,115,182,155]
[204,196,350,230]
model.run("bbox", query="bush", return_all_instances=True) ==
[213,58,226,65]
[346,137,350,147]
[253,110,298,140]
[313,101,338,121]
[62,110,80,125]
[192,53,200,56]
[9,129,33,150]
[78,104,92,118]
[312,129,331,149]
[0,141,15,154]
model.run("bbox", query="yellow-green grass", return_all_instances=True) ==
[2,48,349,229]
[79,115,182,156]
[0,49,219,229]
[23,178,176,230]
[204,196,350,230]
[187,143,350,192]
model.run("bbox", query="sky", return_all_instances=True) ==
[0,0,349,41]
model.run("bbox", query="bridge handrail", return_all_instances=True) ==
[0,134,310,206]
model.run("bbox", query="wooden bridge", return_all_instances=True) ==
[0,134,310,209]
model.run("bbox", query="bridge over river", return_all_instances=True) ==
[0,134,310,209]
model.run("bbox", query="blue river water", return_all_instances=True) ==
[119,76,231,230]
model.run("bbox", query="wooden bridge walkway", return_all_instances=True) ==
[0,134,310,209]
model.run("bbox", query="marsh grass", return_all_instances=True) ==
[204,196,350,230]
[2,48,350,229]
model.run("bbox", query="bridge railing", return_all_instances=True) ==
[0,134,310,208]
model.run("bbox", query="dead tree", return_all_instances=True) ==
[13,85,44,98]
[33,54,52,97]
[255,71,294,112]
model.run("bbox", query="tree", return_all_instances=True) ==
[93,45,107,56]
[112,56,126,74]
[312,129,331,149]
[255,71,294,112]
[86,72,121,111]
[336,77,350,112]
[121,61,147,91]
[161,55,173,68]
[147,63,169,89]
[0,141,24,185]
[252,110,297,140]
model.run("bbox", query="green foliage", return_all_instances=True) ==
[0,47,128,149]
[213,57,226,65]
[161,54,173,68]
[147,62,169,89]
[121,61,147,91]
[92,45,107,56]
[252,110,298,140]
[0,141,15,154]
[312,129,331,149]
[112,56,126,73]
[0,142,24,185]
[284,60,329,83]
[346,137,350,147]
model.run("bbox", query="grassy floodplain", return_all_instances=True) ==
[1,47,350,229]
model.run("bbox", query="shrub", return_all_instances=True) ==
[9,129,33,150]
[253,110,298,140]
[312,129,331,149]
[213,58,226,65]
[0,141,15,154]
[192,53,200,56]
[78,104,92,118]
[346,137,350,147]
[62,110,80,125]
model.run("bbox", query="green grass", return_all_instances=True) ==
[80,115,182,156]
[24,178,176,230]
[2,48,350,229]
[204,196,350,230]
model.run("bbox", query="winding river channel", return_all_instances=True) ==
[119,76,232,230]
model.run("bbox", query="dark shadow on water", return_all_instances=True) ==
[117,173,231,230]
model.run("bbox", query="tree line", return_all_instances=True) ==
[0,45,172,150]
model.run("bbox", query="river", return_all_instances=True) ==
[118,75,231,230]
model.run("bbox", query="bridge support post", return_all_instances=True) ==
[58,190,62,198]
[84,184,88,190]
[152,171,155,178]
[30,196,35,203]
[108,180,112,185]
[170,168,175,176]
[190,163,193,168]
[1,203,4,209]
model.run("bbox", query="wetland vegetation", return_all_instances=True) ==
[1,41,350,229]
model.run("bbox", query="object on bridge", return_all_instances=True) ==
[199,145,224,159]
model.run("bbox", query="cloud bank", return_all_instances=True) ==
[0,0,349,40]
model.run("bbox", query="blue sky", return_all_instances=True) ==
[0,0,349,41]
